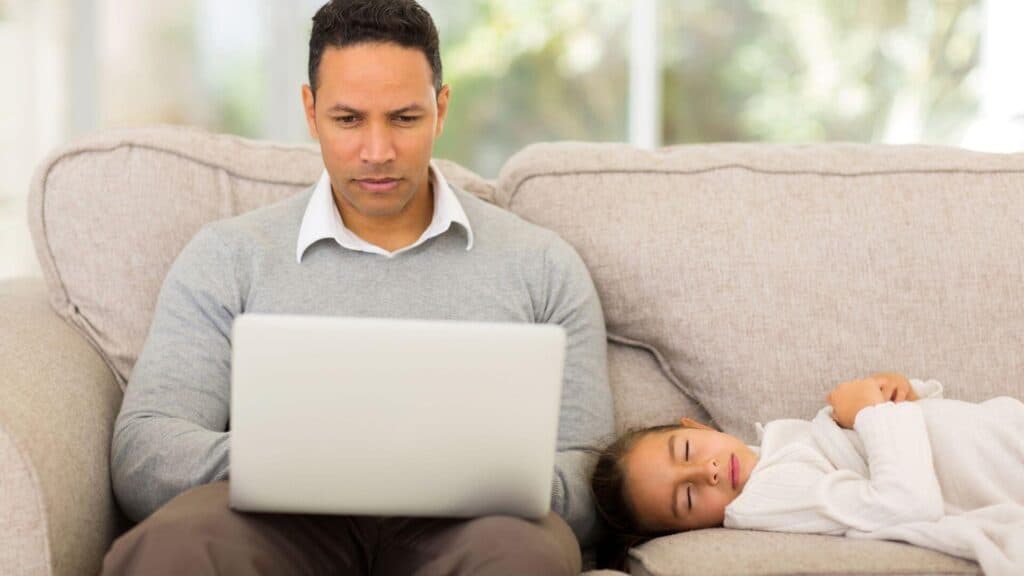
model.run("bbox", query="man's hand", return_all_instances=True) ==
[827,377,887,429]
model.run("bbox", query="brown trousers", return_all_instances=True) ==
[101,482,581,576]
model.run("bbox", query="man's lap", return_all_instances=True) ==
[103,481,581,576]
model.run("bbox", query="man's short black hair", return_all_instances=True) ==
[308,0,443,97]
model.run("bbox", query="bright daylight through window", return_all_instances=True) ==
[1,0,1023,279]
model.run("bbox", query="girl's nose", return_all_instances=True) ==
[676,457,719,485]
[702,458,719,486]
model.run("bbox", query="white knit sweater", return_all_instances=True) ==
[724,380,1024,575]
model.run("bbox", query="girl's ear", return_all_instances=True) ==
[678,417,715,431]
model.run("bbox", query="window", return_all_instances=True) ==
[3,1,1023,279]
[95,0,634,177]
[660,1,983,144]
[426,1,632,176]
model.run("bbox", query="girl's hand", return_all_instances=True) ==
[872,372,919,403]
[827,377,887,429]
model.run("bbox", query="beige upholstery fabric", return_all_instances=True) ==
[0,278,124,576]
[607,337,710,434]
[628,529,980,576]
[0,423,48,576]
[499,141,1024,441]
[27,126,495,387]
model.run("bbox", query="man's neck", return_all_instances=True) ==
[335,179,435,253]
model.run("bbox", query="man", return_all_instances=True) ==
[102,1,613,574]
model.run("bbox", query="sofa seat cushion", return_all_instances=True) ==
[628,529,979,576]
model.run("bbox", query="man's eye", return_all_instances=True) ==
[687,485,692,510]
[395,115,419,123]
[685,440,690,461]
[334,116,357,124]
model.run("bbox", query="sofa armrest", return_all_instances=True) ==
[0,278,125,576]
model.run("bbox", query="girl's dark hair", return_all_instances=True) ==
[308,0,443,96]
[591,423,680,569]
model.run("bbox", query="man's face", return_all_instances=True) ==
[624,424,758,533]
[302,42,449,219]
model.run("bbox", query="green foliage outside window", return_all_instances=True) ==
[429,0,980,176]
[661,0,980,144]
[119,0,983,178]
[430,0,631,177]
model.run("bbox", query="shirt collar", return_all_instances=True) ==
[296,161,474,263]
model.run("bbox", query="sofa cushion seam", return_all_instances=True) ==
[505,165,1024,208]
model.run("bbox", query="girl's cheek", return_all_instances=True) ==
[711,494,729,518]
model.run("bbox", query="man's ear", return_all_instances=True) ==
[301,84,319,141]
[679,417,715,431]
[434,84,450,138]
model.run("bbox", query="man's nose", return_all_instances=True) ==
[361,123,396,164]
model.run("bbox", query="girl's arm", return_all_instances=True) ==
[817,400,945,532]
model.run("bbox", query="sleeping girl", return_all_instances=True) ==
[591,373,1024,575]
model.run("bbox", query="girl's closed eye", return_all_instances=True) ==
[675,484,691,514]
[685,439,692,510]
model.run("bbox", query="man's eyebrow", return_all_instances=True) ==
[326,104,362,114]
[390,104,426,115]
[324,104,426,115]
[669,434,679,518]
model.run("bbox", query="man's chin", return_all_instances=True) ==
[349,199,409,219]
[341,189,412,219]
[360,207,406,219]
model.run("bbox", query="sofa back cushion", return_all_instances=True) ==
[499,142,1024,440]
[28,126,494,386]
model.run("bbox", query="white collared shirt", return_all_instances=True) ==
[296,161,474,262]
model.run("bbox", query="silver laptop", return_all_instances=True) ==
[229,313,565,519]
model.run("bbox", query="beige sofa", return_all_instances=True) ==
[4,125,1022,575]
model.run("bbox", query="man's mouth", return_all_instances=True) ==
[355,177,401,193]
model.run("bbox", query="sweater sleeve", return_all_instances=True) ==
[111,225,243,521]
[910,378,944,399]
[723,440,849,535]
[817,402,945,531]
[540,237,614,548]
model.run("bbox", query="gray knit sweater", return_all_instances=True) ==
[111,185,613,546]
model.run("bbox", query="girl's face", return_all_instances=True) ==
[623,421,759,533]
